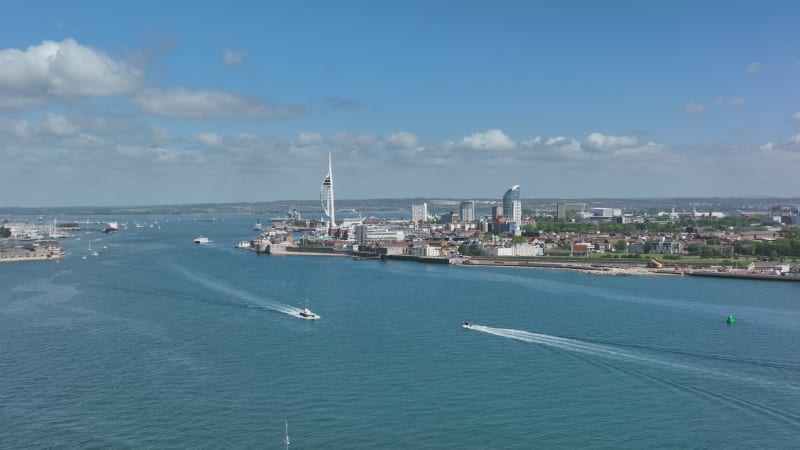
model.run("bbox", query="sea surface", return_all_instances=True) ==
[1,215,799,449]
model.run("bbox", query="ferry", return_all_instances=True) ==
[194,236,210,244]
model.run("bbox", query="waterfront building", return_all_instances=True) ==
[512,200,522,225]
[354,225,405,244]
[409,245,442,257]
[411,203,428,224]
[503,185,522,225]
[320,152,336,234]
[460,201,475,222]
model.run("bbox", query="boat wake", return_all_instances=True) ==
[168,265,318,320]
[465,324,800,426]
[467,325,800,388]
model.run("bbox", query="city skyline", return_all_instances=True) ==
[2,1,800,207]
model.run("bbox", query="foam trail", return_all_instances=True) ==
[466,324,800,426]
[168,264,318,319]
[467,325,799,392]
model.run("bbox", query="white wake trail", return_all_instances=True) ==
[467,325,799,392]
[169,264,315,319]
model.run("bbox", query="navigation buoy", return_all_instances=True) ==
[727,314,735,324]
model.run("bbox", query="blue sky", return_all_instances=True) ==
[1,1,799,206]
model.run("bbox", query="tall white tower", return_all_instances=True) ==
[320,152,336,232]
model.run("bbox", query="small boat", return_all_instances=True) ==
[462,321,473,329]
[298,307,319,320]
[283,420,290,448]
[194,236,210,244]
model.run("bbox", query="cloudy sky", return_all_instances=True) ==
[1,1,800,207]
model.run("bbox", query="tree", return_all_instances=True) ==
[614,240,628,253]
[512,235,526,244]
[0,226,10,238]
[686,243,701,255]
[643,241,653,253]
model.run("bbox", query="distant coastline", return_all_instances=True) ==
[3,196,800,216]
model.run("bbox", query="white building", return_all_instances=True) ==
[460,200,475,222]
[409,245,442,257]
[590,208,622,218]
[511,200,522,225]
[355,225,405,244]
[411,203,428,224]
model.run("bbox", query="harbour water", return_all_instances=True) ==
[2,215,799,448]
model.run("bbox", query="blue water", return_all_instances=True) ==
[2,215,799,449]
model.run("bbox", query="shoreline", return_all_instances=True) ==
[256,247,799,282]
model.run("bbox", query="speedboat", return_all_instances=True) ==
[194,236,210,244]
[462,321,473,329]
[298,307,319,320]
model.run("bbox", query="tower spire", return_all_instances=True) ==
[320,151,336,234]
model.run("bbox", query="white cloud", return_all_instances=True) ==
[684,102,705,114]
[296,132,323,147]
[729,96,746,106]
[792,112,800,121]
[582,133,638,152]
[195,132,224,148]
[222,49,247,68]
[327,132,380,147]
[134,88,305,120]
[0,95,45,110]
[42,114,78,136]
[386,131,419,149]
[758,134,800,155]
[460,129,515,150]
[745,62,763,73]
[2,119,32,140]
[0,38,142,107]
[151,127,177,145]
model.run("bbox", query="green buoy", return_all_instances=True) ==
[727,314,735,324]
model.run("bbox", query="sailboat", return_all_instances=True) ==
[283,420,290,448]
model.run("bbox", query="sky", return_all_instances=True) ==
[1,1,800,207]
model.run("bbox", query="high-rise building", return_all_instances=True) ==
[512,200,522,225]
[460,200,475,222]
[503,185,521,225]
[411,203,428,224]
[441,211,460,224]
[556,202,567,220]
[492,205,503,219]
[320,152,336,233]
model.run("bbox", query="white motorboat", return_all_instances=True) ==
[298,307,319,320]
[462,321,474,329]
[194,236,210,244]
